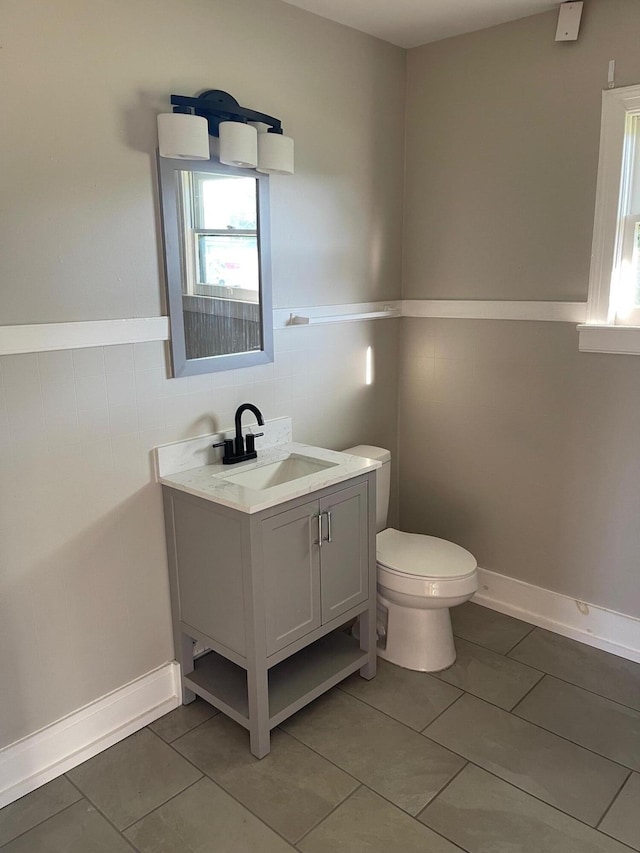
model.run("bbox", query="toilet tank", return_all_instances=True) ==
[343,445,391,532]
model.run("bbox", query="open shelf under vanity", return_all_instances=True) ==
[185,629,368,730]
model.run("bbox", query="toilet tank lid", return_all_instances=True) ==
[343,445,391,464]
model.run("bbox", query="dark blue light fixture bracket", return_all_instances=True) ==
[170,90,284,138]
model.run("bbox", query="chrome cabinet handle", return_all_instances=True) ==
[319,510,333,543]
[314,510,333,546]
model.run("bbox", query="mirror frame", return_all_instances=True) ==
[157,154,274,377]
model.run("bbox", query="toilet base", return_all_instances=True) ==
[377,594,456,672]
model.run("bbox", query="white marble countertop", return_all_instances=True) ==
[158,442,380,514]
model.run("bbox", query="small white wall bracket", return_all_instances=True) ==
[555,1,583,41]
[608,60,616,89]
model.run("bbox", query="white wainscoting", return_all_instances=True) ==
[474,567,640,663]
[0,662,180,809]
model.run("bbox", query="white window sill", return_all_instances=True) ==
[578,324,640,355]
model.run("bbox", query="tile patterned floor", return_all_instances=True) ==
[2,603,640,852]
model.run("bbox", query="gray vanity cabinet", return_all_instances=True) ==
[263,481,368,655]
[262,501,321,655]
[162,471,377,758]
[318,482,369,622]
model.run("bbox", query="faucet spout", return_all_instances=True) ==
[234,403,265,457]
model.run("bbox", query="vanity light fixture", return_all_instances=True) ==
[157,89,294,174]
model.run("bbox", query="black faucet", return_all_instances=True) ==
[213,403,265,465]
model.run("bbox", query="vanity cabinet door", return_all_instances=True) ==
[319,482,369,624]
[261,501,322,655]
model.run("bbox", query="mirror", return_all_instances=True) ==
[157,156,273,376]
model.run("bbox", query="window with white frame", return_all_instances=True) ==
[177,170,260,304]
[582,84,640,352]
[618,124,640,324]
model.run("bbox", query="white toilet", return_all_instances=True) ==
[345,446,478,672]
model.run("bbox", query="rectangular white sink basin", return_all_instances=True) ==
[222,454,338,491]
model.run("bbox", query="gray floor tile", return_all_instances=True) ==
[420,764,633,853]
[515,676,640,770]
[424,693,629,825]
[0,777,82,847]
[282,689,465,815]
[125,776,295,852]
[340,658,462,730]
[173,714,358,843]
[451,601,534,653]
[599,773,640,851]
[67,727,201,829]
[299,786,464,853]
[509,629,640,710]
[436,637,543,710]
[1,800,133,852]
[148,696,218,743]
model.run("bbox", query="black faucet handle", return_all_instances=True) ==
[245,432,264,453]
[212,439,234,461]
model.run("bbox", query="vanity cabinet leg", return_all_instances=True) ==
[247,663,270,758]
[359,477,377,681]
[358,608,377,680]
[180,633,196,705]
[249,723,270,759]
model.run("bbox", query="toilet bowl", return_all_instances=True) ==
[344,446,478,672]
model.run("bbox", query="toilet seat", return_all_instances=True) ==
[377,528,477,579]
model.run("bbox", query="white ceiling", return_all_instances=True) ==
[280,0,562,48]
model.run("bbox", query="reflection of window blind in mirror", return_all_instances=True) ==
[182,295,261,359]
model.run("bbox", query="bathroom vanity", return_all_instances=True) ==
[156,424,379,757]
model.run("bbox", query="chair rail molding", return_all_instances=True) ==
[402,300,588,323]
[0,301,591,356]
[0,317,170,356]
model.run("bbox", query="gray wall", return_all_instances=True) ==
[0,0,403,749]
[2,0,404,324]
[403,0,640,301]
[400,0,640,617]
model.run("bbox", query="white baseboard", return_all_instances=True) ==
[0,662,180,809]
[474,568,640,663]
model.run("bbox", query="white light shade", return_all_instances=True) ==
[157,113,210,160]
[257,132,295,175]
[219,121,257,168]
